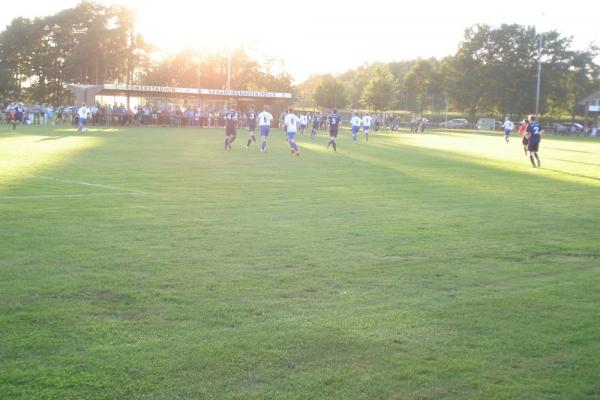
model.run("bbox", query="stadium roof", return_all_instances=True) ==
[68,84,293,105]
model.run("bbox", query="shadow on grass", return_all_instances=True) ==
[299,134,600,216]
[540,168,600,182]
[366,134,600,188]
[36,135,70,142]
[543,147,593,154]
[552,158,600,167]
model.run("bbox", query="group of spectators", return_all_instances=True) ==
[2,101,396,133]
[0,102,287,129]
[0,102,76,126]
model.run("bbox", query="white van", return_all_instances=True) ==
[477,118,499,131]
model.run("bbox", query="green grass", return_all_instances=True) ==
[1,124,599,399]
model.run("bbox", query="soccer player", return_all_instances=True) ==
[12,103,24,132]
[224,107,238,150]
[284,108,301,156]
[299,112,308,135]
[245,106,257,148]
[526,115,543,168]
[326,109,342,152]
[350,112,361,143]
[77,103,90,133]
[362,112,372,142]
[257,105,273,152]
[310,113,320,139]
[503,116,514,143]
[519,118,529,155]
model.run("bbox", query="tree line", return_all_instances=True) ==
[0,1,292,105]
[301,24,599,120]
[1,2,598,119]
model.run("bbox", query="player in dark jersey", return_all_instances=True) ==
[526,115,543,168]
[13,103,24,131]
[224,108,238,150]
[245,106,257,149]
[326,109,341,152]
[310,113,320,139]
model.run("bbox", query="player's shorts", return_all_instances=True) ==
[248,124,256,133]
[522,136,529,146]
[226,126,236,136]
[300,124,307,130]
[364,126,370,133]
[79,118,86,126]
[287,131,296,141]
[527,136,540,152]
[504,129,511,136]
[330,128,338,138]
[352,126,360,134]
[260,126,270,136]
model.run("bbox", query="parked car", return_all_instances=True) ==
[553,122,584,135]
[440,118,469,129]
[476,118,504,131]
[561,122,585,135]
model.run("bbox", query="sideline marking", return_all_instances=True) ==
[1,192,148,199]
[1,174,150,200]
[22,174,148,194]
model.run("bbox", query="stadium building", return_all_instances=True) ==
[67,83,293,114]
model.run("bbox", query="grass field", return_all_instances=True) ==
[1,124,600,399]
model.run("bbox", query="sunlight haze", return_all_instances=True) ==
[1,0,597,82]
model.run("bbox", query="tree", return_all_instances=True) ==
[361,64,397,111]
[403,59,445,113]
[339,64,373,109]
[0,1,153,104]
[144,48,293,94]
[443,23,598,119]
[313,75,347,109]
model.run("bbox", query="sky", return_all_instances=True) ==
[1,0,598,83]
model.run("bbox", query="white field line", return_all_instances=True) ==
[22,174,149,194]
[1,192,148,199]
[0,174,150,200]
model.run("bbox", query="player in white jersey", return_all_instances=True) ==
[284,108,300,156]
[502,116,514,143]
[350,112,361,143]
[257,105,273,152]
[361,113,372,142]
[299,112,308,135]
[77,103,90,133]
